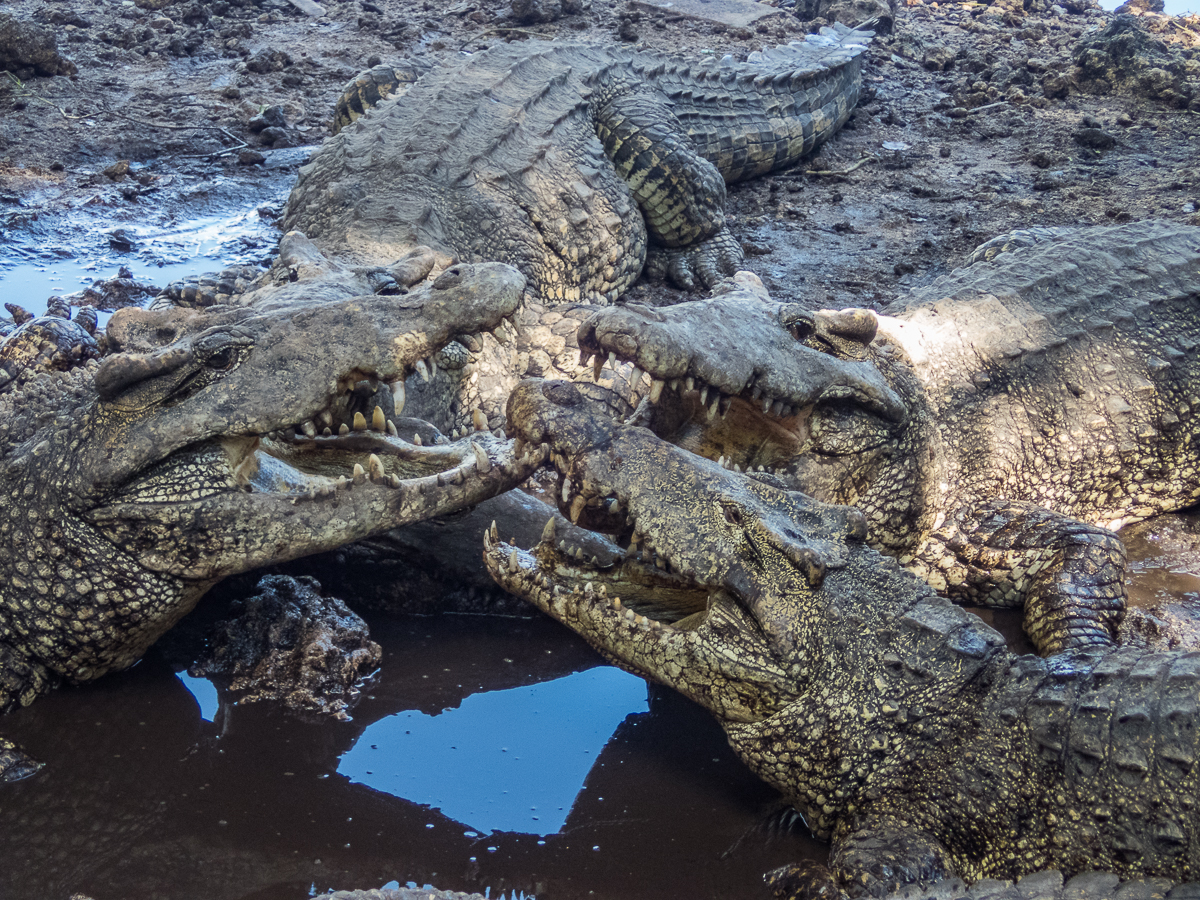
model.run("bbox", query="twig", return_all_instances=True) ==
[4,72,89,120]
[459,26,553,49]
[804,154,876,177]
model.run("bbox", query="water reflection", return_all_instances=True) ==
[1,613,809,900]
[340,667,649,836]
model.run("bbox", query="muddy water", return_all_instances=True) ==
[0,151,305,318]
[0,613,818,900]
[1,513,1197,900]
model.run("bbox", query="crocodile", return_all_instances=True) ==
[0,260,547,715]
[484,377,1200,897]
[285,26,873,304]
[573,221,1200,655]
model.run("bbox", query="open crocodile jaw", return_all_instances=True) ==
[483,379,870,722]
[574,290,906,472]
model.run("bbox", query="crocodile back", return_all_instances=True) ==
[878,221,1200,527]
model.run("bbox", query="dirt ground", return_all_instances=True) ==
[1,0,1199,316]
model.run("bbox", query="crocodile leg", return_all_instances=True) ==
[765,817,955,899]
[593,79,744,291]
[914,500,1126,656]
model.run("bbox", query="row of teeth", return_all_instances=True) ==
[282,439,550,502]
[716,456,781,476]
[484,522,685,634]
[553,478,683,575]
[579,348,798,419]
[281,375,496,445]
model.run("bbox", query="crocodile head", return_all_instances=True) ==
[484,379,881,726]
[0,262,548,709]
[575,275,909,473]
[574,275,933,550]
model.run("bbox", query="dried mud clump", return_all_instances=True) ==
[1073,14,1200,109]
[0,13,77,78]
[190,574,382,720]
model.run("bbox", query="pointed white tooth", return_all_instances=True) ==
[322,427,333,437]
[685,376,694,392]
[699,385,708,405]
[734,463,742,473]
[352,412,367,432]
[339,422,351,436]
[390,473,402,488]
[508,548,520,573]
[415,358,431,382]
[352,463,367,484]
[570,495,586,524]
[612,596,623,610]
[301,420,317,438]
[542,517,556,542]
[490,520,500,542]
[387,420,398,437]
[413,433,423,446]
[718,455,726,468]
[472,409,488,432]
[608,498,621,515]
[762,396,772,414]
[649,378,665,403]
[428,355,437,378]
[472,441,491,474]
[368,454,386,481]
[669,379,679,393]
[392,381,406,416]
[624,608,636,621]
[318,409,333,428]
[707,394,720,421]
[372,406,387,432]
[562,480,571,503]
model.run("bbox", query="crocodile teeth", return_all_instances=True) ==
[509,548,520,574]
[608,498,621,515]
[352,463,367,484]
[669,379,679,393]
[699,385,709,405]
[707,394,720,421]
[542,517,556,542]
[472,409,489,432]
[318,410,333,428]
[413,433,423,446]
[339,423,351,436]
[368,453,386,482]
[489,519,500,543]
[562,480,571,503]
[301,420,317,438]
[685,376,694,392]
[472,441,491,474]
[353,412,368,432]
[763,396,773,414]
[392,381,406,416]
[387,420,398,437]
[372,406,387,432]
[612,596,623,610]
[593,355,605,380]
[649,378,665,404]
[415,359,431,382]
[390,473,402,488]
[323,427,333,437]
[570,494,586,524]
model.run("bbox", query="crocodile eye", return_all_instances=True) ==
[722,503,742,526]
[205,346,236,370]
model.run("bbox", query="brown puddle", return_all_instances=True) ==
[2,509,1197,900]
[0,613,821,900]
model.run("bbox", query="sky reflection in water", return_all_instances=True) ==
[338,666,650,836]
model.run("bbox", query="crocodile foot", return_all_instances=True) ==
[644,227,745,292]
